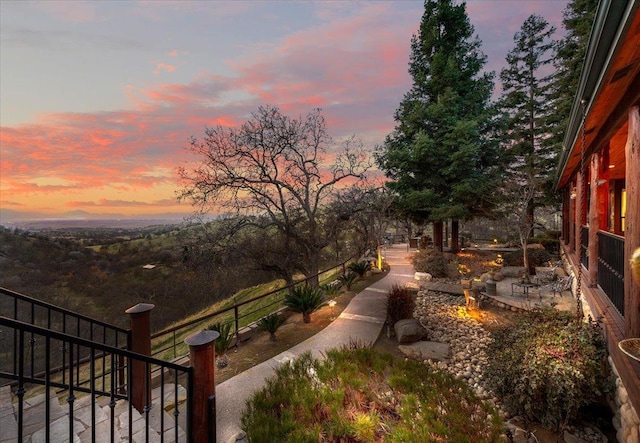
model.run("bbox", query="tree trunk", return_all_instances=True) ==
[307,249,320,286]
[522,241,530,279]
[433,221,443,252]
[451,220,460,253]
[303,313,311,323]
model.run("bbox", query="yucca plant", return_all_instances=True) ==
[207,321,234,368]
[320,282,341,297]
[338,272,357,291]
[257,313,287,341]
[348,261,370,278]
[284,285,326,323]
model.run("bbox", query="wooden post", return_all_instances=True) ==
[568,184,575,250]
[624,106,640,337]
[589,153,599,287]
[125,303,154,412]
[575,172,583,256]
[451,220,460,253]
[433,221,443,252]
[185,330,219,443]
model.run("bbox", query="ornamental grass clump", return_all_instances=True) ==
[284,285,326,323]
[411,249,448,277]
[484,308,610,431]
[241,347,503,442]
[385,283,415,325]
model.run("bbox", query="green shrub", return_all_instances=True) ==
[242,348,503,442]
[529,230,561,255]
[284,285,326,323]
[320,281,341,297]
[348,261,370,278]
[501,248,551,268]
[257,313,287,341]
[337,272,357,291]
[484,309,610,430]
[206,321,234,356]
[411,249,447,277]
[385,283,415,325]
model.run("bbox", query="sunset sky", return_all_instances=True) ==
[0,0,568,222]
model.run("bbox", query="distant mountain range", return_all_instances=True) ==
[0,208,192,229]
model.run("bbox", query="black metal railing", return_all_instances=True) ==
[150,256,355,361]
[597,231,625,316]
[0,287,130,393]
[0,316,191,442]
[580,225,589,270]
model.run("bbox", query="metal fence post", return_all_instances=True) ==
[185,330,219,443]
[233,298,240,348]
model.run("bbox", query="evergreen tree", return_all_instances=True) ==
[375,0,496,251]
[548,0,598,175]
[499,14,556,224]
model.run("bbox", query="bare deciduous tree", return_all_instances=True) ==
[177,105,371,285]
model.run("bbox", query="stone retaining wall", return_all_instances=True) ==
[610,357,640,443]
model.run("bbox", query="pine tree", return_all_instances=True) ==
[499,14,556,220]
[375,0,496,251]
[548,0,598,170]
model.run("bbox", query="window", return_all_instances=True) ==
[608,180,626,235]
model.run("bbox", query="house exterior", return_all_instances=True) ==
[555,0,640,438]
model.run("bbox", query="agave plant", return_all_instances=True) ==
[257,313,287,341]
[320,281,342,297]
[207,321,234,367]
[338,272,357,291]
[284,285,327,323]
[348,261,371,278]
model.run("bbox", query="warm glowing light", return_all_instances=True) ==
[609,164,615,169]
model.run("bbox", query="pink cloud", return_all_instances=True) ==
[3,1,566,217]
[153,63,177,76]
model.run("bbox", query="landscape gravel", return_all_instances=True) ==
[414,288,499,407]
[414,287,609,443]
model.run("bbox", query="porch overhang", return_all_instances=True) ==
[555,0,640,189]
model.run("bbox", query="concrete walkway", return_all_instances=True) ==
[215,243,417,443]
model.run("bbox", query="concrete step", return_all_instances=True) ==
[0,386,18,443]
[1,384,187,443]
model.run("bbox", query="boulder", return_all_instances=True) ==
[414,272,432,282]
[501,266,525,278]
[394,319,429,344]
[398,341,450,361]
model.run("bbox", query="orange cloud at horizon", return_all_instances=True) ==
[1,2,416,220]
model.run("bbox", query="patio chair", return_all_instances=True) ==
[534,267,558,286]
[540,275,573,297]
